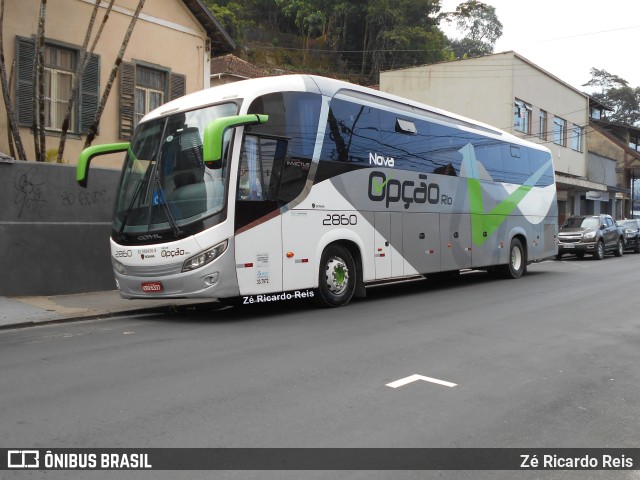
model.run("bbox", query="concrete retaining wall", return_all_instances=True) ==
[0,160,120,296]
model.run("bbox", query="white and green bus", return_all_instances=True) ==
[77,75,558,307]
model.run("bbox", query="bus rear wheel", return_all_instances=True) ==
[501,237,526,279]
[316,244,356,308]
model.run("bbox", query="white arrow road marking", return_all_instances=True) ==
[386,374,457,389]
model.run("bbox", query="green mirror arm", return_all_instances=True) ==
[77,143,130,188]
[203,114,269,165]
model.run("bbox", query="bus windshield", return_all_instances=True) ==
[113,102,238,237]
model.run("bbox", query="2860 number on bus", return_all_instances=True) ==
[322,214,358,226]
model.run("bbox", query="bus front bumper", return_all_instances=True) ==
[114,243,240,300]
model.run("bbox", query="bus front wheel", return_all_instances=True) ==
[317,244,356,308]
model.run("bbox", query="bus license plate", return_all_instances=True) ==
[141,281,163,292]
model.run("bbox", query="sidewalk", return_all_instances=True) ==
[0,291,211,330]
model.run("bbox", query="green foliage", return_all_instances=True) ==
[583,67,628,93]
[205,2,243,42]
[440,0,502,59]
[447,37,493,59]
[45,148,65,164]
[204,0,502,82]
[586,68,640,126]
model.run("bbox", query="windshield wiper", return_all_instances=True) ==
[153,172,183,238]
[116,177,146,241]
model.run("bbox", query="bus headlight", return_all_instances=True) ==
[182,240,228,272]
[112,258,127,275]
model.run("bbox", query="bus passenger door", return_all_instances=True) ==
[234,135,285,296]
[440,214,472,271]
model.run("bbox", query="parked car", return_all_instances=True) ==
[556,214,625,260]
[616,219,640,253]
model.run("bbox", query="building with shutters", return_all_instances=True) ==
[2,0,233,169]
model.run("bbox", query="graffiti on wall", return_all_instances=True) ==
[14,168,46,218]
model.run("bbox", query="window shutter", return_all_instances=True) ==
[119,61,135,140]
[169,72,186,101]
[15,36,35,127]
[80,53,100,134]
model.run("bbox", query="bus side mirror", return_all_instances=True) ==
[203,114,269,169]
[77,143,130,188]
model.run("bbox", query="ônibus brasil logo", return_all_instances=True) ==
[368,171,452,209]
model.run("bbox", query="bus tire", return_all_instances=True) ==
[502,237,526,279]
[316,244,356,308]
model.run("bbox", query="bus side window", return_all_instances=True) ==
[468,133,504,182]
[426,122,465,175]
[528,149,554,187]
[377,110,437,174]
[502,144,530,185]
[237,135,287,202]
[322,99,381,164]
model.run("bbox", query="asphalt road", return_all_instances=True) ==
[2,254,640,480]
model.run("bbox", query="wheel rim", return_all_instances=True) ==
[511,245,523,271]
[619,241,624,255]
[598,243,604,257]
[325,256,349,295]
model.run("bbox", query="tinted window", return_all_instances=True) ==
[321,98,554,187]
[323,98,380,165]
[247,91,321,204]
[528,148,554,187]
[378,110,436,173]
[467,133,504,181]
[502,145,530,184]
[425,122,465,176]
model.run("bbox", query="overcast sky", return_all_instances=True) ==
[439,0,640,93]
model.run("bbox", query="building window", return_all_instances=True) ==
[570,125,583,152]
[539,109,547,140]
[119,61,186,140]
[630,132,639,151]
[514,99,532,134]
[553,117,566,146]
[16,36,99,133]
[43,45,75,131]
[134,66,165,126]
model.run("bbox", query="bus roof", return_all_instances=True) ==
[141,74,550,153]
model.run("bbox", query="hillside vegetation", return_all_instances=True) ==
[204,0,503,85]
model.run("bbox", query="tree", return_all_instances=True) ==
[440,0,502,59]
[84,0,145,148]
[206,3,243,43]
[583,67,628,93]
[584,68,640,126]
[56,0,115,163]
[362,0,445,79]
[0,0,27,160]
[33,0,46,162]
[276,0,326,64]
[447,37,493,58]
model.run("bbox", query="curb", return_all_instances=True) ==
[0,303,217,331]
